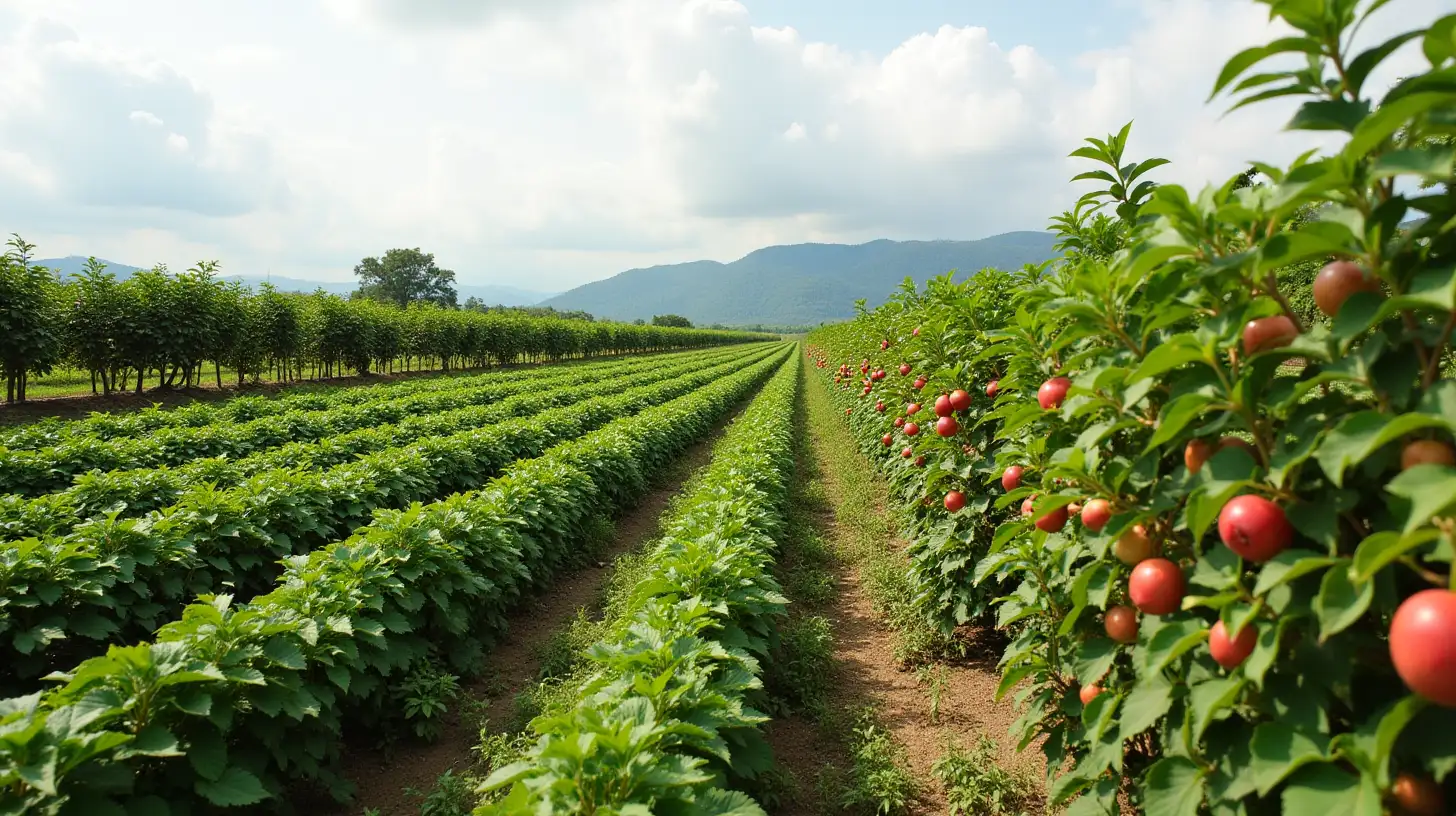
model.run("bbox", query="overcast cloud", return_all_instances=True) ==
[0,0,1442,292]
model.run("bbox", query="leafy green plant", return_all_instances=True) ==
[407,768,480,816]
[915,663,948,724]
[840,707,917,816]
[394,664,462,741]
[767,614,835,718]
[933,735,1035,816]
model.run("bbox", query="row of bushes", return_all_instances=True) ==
[0,347,791,813]
[807,3,1455,814]
[478,345,801,814]
[0,345,784,694]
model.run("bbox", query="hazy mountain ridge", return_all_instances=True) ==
[539,232,1060,325]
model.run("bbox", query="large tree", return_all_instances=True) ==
[651,313,693,328]
[353,248,458,308]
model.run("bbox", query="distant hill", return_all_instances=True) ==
[539,232,1059,325]
[32,257,557,307]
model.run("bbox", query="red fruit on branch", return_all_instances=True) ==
[1067,502,1082,516]
[1080,499,1111,532]
[945,490,966,512]
[1001,466,1023,491]
[1079,684,1103,705]
[934,395,953,417]
[1390,589,1456,707]
[913,455,925,467]
[1313,260,1381,317]
[905,422,920,437]
[913,327,921,337]
[882,434,893,447]
[907,402,921,415]
[1021,497,1035,517]
[844,408,851,416]
[1114,525,1158,566]
[1218,495,1293,563]
[949,389,972,411]
[1184,439,1212,474]
[986,379,999,398]
[1105,605,1139,644]
[875,401,886,413]
[936,416,960,437]
[1402,439,1456,470]
[881,339,890,350]
[899,363,912,376]
[1208,620,1257,669]
[1038,377,1071,410]
[1035,504,1070,533]
[1390,772,1445,816]
[1128,558,1185,615]
[1242,315,1299,355]
[893,417,904,428]
[902,447,913,459]
[913,377,926,390]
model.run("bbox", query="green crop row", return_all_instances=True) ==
[0,347,791,814]
[0,344,759,532]
[478,350,800,815]
[0,345,786,694]
[0,343,773,496]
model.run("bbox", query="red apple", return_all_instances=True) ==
[934,395,953,417]
[1105,605,1139,644]
[1114,525,1159,566]
[899,363,912,376]
[1184,439,1212,474]
[1208,619,1257,669]
[1001,466,1024,492]
[875,401,886,413]
[936,416,959,437]
[913,327,921,337]
[893,417,904,428]
[1021,497,1035,517]
[902,447,913,459]
[945,490,966,513]
[906,402,921,415]
[1035,505,1070,533]
[1402,439,1456,471]
[1390,772,1445,816]
[948,389,972,412]
[1128,558,1185,615]
[1390,589,1456,707]
[1242,315,1298,355]
[913,377,926,390]
[882,434,893,447]
[1313,260,1381,317]
[1068,502,1082,516]
[1218,495,1293,563]
[1079,684,1103,705]
[913,455,925,467]
[986,379,999,398]
[1038,377,1071,410]
[1080,499,1111,532]
[905,422,920,437]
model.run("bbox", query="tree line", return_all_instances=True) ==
[0,237,768,404]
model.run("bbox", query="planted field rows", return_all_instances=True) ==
[0,345,793,813]
[0,342,772,496]
[0,343,787,691]
[479,349,800,814]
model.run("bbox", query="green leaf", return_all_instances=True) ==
[186,731,228,782]
[1147,393,1215,450]
[1352,529,1441,582]
[1075,637,1119,686]
[1280,763,1383,816]
[1386,464,1456,533]
[1314,564,1372,642]
[1119,674,1175,742]
[1128,336,1207,383]
[1315,411,1450,487]
[1250,722,1329,796]
[1142,756,1205,816]
[1372,695,1426,787]
[194,766,271,807]
[1253,550,1339,596]
[1189,676,1245,744]
[1286,99,1371,132]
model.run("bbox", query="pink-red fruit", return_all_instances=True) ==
[1313,260,1381,317]
[906,402,921,415]
[1402,439,1456,470]
[881,434,893,447]
[913,377,926,390]
[948,389,972,412]
[1390,589,1456,707]
[913,456,925,467]
[986,379,999,398]
[1390,772,1445,816]
[1035,505,1070,533]
[934,395,953,417]
[1105,605,1139,643]
[905,422,920,437]
[1185,439,1212,474]
[1001,466,1023,492]
[875,401,886,413]
[902,447,913,459]
[1208,620,1257,669]
[1242,315,1299,355]
[1217,495,1293,563]
[1038,377,1071,410]
[936,416,960,437]
[1079,684,1102,705]
[1128,558,1185,615]
[945,491,966,513]
[1080,499,1111,532]
[1114,525,1158,566]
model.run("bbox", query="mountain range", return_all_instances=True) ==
[31,257,558,307]
[540,232,1060,326]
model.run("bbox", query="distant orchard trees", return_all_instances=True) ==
[651,314,693,328]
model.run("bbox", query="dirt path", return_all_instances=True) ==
[323,398,750,816]
[765,368,1045,815]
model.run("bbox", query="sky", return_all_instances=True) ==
[0,0,1443,294]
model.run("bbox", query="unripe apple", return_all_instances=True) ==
[1313,260,1381,317]
[1128,558,1185,615]
[1001,466,1023,492]
[905,422,920,437]
[945,490,966,513]
[1038,377,1072,410]
[1402,439,1456,470]
[1218,495,1293,562]
[1080,499,1111,532]
[1105,605,1139,643]
[1242,315,1299,355]
[934,395,953,417]
[948,389,972,412]
[1114,525,1158,565]
[1208,619,1258,669]
[936,416,960,437]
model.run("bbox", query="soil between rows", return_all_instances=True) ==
[313,392,756,815]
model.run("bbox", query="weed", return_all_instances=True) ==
[840,707,916,815]
[393,664,460,741]
[766,614,834,718]
[915,664,949,723]
[533,608,603,681]
[405,768,479,816]
[933,735,1036,816]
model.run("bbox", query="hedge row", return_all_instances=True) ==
[478,349,800,815]
[0,347,791,814]
[0,345,785,694]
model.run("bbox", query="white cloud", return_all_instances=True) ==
[0,0,1446,293]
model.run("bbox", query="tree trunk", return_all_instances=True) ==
[136,366,146,394]
[216,362,223,389]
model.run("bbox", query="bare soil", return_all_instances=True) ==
[314,398,749,816]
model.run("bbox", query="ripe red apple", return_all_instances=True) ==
[1313,260,1381,317]
[1067,502,1082,516]
[934,395,953,417]
[1208,619,1258,669]
[948,389,972,412]
[902,447,913,459]
[875,401,886,413]
[1038,377,1071,410]
[905,422,920,437]
[881,339,890,350]
[882,434,893,447]
[913,455,925,467]
[1079,684,1102,705]
[1114,525,1159,566]
[913,327,921,337]
[893,417,904,428]
[913,377,926,390]
[1128,558,1185,615]
[899,363,912,376]
[1390,589,1456,707]
[1080,499,1111,532]
[1184,439,1212,474]
[1218,495,1293,562]
[906,402,921,415]
[1390,772,1445,816]
[986,379,1000,398]
[1105,605,1139,644]
[936,416,959,437]
[1035,505,1070,533]
[1402,439,1456,470]
[1242,315,1299,355]
[1021,497,1035,517]
[945,490,966,513]
[1001,466,1024,492]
